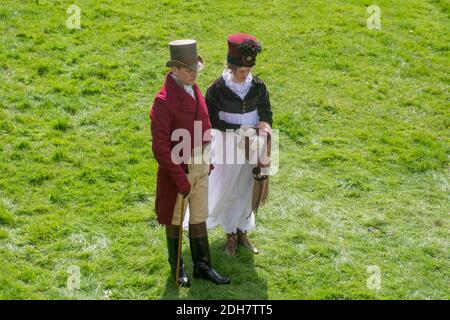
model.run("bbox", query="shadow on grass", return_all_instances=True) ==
[161,232,268,300]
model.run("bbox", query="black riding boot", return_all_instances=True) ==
[189,222,231,285]
[166,225,190,288]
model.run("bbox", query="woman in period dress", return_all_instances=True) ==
[205,33,273,256]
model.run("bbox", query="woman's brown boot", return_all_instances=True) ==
[237,229,259,254]
[225,232,237,256]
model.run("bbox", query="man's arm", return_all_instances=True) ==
[150,98,191,196]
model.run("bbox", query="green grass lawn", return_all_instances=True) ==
[0,0,448,299]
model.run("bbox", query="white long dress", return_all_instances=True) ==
[206,70,258,233]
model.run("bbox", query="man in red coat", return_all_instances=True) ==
[150,40,230,287]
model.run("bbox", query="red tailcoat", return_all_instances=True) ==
[150,73,212,225]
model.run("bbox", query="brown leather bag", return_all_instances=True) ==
[246,129,271,217]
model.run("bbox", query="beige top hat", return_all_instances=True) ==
[166,39,204,71]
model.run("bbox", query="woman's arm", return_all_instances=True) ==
[256,82,273,128]
[205,85,241,132]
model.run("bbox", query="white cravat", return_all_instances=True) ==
[222,69,253,100]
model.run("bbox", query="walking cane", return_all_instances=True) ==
[175,196,185,288]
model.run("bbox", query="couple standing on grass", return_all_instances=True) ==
[149,33,273,287]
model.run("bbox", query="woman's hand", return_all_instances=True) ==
[256,121,272,134]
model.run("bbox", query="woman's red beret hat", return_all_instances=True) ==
[227,33,262,67]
